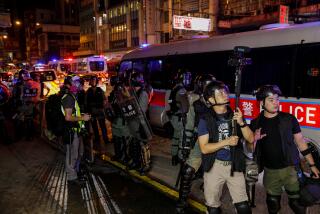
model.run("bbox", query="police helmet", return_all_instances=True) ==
[0,83,10,106]
[194,73,216,94]
[174,70,192,88]
[130,71,144,87]
[203,80,229,102]
[255,85,282,101]
[18,69,30,81]
[110,75,119,86]
[64,75,81,86]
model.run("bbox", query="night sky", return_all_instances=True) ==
[4,0,56,18]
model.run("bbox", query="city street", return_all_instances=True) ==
[1,131,319,214]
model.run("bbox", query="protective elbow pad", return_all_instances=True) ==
[266,194,281,214]
[234,201,252,214]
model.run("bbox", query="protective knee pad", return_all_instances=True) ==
[234,201,252,214]
[288,198,306,214]
[207,206,221,214]
[266,194,281,214]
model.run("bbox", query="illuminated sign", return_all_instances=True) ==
[150,91,320,130]
[173,15,211,32]
[279,5,289,24]
[229,97,320,130]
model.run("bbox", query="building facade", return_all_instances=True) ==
[75,0,320,57]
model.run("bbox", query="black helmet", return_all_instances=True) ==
[255,85,282,101]
[130,71,144,87]
[18,69,30,81]
[110,75,119,86]
[204,80,229,102]
[174,70,192,88]
[194,73,216,94]
[64,75,81,86]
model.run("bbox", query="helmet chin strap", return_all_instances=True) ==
[207,95,230,107]
[212,101,230,106]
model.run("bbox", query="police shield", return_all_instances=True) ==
[116,86,153,140]
[22,80,40,103]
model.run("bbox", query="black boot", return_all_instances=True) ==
[207,206,221,214]
[289,198,306,214]
[111,137,121,161]
[128,139,141,170]
[176,164,195,213]
[119,136,128,163]
[172,155,179,166]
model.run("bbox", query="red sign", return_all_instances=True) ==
[279,5,289,24]
[149,91,320,130]
[230,97,320,129]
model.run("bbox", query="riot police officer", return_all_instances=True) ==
[168,70,192,166]
[0,81,11,144]
[123,71,152,174]
[176,73,216,213]
[107,75,130,162]
[86,75,110,148]
[12,69,41,140]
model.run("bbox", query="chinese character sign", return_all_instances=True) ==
[173,15,211,32]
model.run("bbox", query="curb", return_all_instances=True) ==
[101,154,207,214]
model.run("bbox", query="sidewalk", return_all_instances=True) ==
[99,134,320,214]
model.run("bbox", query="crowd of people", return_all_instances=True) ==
[1,68,320,214]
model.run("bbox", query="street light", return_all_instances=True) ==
[3,35,7,39]
[15,20,22,26]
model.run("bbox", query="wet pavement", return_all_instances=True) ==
[1,130,320,214]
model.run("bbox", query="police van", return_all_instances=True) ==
[120,22,320,151]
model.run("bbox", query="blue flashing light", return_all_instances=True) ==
[140,43,150,48]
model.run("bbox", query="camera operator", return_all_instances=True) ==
[198,80,254,214]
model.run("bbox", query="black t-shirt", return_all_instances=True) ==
[252,113,301,169]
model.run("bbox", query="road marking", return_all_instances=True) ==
[101,154,207,213]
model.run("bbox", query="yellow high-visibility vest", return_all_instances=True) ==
[61,93,84,133]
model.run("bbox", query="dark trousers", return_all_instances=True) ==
[91,117,109,144]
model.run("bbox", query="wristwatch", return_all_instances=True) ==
[239,121,248,128]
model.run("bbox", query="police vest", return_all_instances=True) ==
[200,107,246,173]
[61,93,84,133]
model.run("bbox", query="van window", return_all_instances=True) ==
[89,61,105,71]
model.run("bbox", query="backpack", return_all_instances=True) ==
[45,93,66,137]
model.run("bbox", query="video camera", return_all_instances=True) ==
[228,46,252,67]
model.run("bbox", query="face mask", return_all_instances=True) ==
[69,85,78,93]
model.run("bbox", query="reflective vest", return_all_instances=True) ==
[61,93,84,133]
